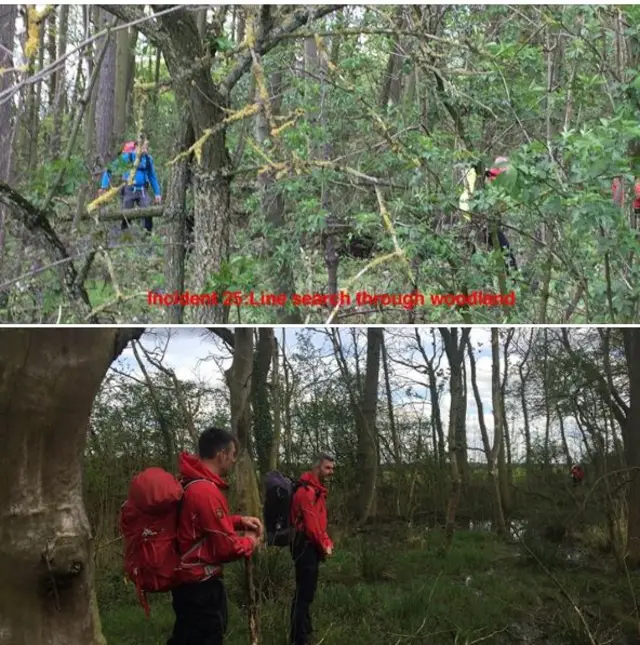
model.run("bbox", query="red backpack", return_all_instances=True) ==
[120,468,206,615]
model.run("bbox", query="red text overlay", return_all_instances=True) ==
[148,290,516,308]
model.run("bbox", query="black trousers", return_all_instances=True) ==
[121,185,153,232]
[290,534,320,645]
[167,577,228,645]
[485,227,518,272]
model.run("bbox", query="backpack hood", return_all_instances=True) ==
[178,451,228,489]
[299,471,327,495]
[123,141,136,153]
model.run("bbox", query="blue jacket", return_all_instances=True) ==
[100,152,161,195]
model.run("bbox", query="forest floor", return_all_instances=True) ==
[98,519,640,645]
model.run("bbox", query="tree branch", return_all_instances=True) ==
[222,6,343,94]
[0,182,95,321]
[113,328,145,361]
[209,327,236,349]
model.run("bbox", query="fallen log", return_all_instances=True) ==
[59,206,165,223]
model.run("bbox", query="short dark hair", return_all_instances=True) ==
[315,453,335,466]
[198,427,237,459]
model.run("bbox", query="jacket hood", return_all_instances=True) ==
[178,451,228,489]
[299,471,327,495]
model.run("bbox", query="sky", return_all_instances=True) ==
[113,327,581,462]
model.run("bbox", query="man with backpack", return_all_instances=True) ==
[168,428,263,645]
[121,427,263,645]
[289,454,335,645]
[99,138,162,233]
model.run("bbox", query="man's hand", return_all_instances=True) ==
[325,545,333,558]
[240,516,264,539]
[154,195,162,204]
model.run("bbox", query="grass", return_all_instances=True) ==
[98,522,640,645]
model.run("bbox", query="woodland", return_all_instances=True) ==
[1,326,640,645]
[1,6,640,324]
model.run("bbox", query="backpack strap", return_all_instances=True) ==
[177,478,218,566]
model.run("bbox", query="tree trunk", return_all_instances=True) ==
[224,328,261,645]
[24,19,46,172]
[46,9,57,109]
[490,328,508,538]
[623,329,640,565]
[359,328,382,522]
[543,329,551,465]
[381,334,402,516]
[0,4,16,275]
[50,5,69,160]
[0,328,142,645]
[440,328,470,548]
[114,23,131,144]
[329,328,380,523]
[159,13,232,323]
[95,10,117,165]
[378,7,405,109]
[268,334,282,471]
[252,328,274,476]
[467,336,491,460]
[164,99,194,323]
[458,359,469,487]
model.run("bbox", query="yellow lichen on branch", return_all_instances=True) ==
[86,185,124,215]
[169,104,261,166]
[25,6,54,60]
[270,108,305,138]
[374,185,416,288]
[314,34,339,74]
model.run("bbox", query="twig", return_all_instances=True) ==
[0,5,191,106]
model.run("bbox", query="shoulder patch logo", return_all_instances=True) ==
[216,507,224,519]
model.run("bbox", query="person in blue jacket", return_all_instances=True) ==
[100,139,162,233]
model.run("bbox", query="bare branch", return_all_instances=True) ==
[0,182,95,321]
[222,6,343,95]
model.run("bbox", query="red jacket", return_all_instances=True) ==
[612,177,640,209]
[570,465,584,481]
[290,472,333,553]
[486,166,507,182]
[175,452,255,584]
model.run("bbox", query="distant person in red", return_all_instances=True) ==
[570,463,585,486]
[290,454,335,645]
[168,428,263,645]
[612,177,640,211]
[482,156,518,272]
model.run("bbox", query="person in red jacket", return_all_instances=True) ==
[289,454,335,645]
[570,463,585,487]
[612,177,640,211]
[168,427,263,645]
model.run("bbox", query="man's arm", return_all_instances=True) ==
[147,155,161,197]
[199,492,257,562]
[297,488,332,553]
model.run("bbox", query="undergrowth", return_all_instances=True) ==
[98,526,640,645]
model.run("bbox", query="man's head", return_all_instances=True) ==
[312,453,335,483]
[139,138,149,154]
[494,156,509,166]
[198,426,238,477]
